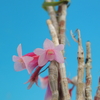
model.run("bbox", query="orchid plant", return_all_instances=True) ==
[13,39,65,87]
[12,38,77,99]
[12,0,96,100]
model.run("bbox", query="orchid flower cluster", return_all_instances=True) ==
[12,39,75,99]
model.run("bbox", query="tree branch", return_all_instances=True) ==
[47,19,70,100]
[45,0,59,36]
[71,29,85,100]
[85,42,92,100]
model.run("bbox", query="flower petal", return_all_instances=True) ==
[25,67,42,89]
[12,55,20,62]
[27,61,38,74]
[45,84,52,100]
[24,52,37,57]
[54,50,64,63]
[14,62,26,71]
[43,39,55,49]
[38,52,48,66]
[55,44,64,51]
[39,76,49,88]
[17,44,22,57]
[22,56,33,74]
[34,48,45,55]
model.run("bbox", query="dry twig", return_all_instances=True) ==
[70,29,85,100]
[45,0,59,36]
[85,42,92,100]
[47,19,70,100]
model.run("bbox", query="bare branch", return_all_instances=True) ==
[71,29,85,100]
[49,61,59,100]
[47,19,59,100]
[58,0,67,46]
[70,30,78,43]
[47,19,59,46]
[85,42,92,100]
[47,19,70,100]
[45,0,59,36]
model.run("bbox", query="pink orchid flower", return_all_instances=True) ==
[25,67,42,89]
[12,44,39,74]
[39,76,75,100]
[34,39,64,66]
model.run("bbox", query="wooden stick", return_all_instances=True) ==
[45,1,59,99]
[57,1,70,99]
[58,63,70,100]
[57,0,68,56]
[47,19,59,100]
[47,19,70,100]
[85,42,92,100]
[45,0,59,36]
[58,0,67,46]
[49,61,59,100]
[47,19,59,46]
[70,29,85,100]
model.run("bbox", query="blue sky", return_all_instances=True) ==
[0,0,100,100]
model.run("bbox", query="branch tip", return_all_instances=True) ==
[47,19,52,25]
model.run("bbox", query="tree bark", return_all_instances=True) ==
[85,42,92,100]
[71,29,85,100]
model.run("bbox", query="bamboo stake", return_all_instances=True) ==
[70,29,85,100]
[45,0,59,36]
[47,20,70,100]
[85,42,92,100]
[94,77,100,100]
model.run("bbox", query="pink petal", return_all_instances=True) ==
[24,52,37,57]
[22,56,33,74]
[12,55,20,62]
[27,61,38,74]
[46,51,55,61]
[43,39,55,49]
[26,56,38,74]
[34,48,45,55]
[38,52,48,66]
[54,50,64,63]
[55,44,64,51]
[14,62,26,71]
[39,76,49,88]
[17,44,22,57]
[45,84,52,100]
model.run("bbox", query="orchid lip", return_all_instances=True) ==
[18,58,23,63]
[46,49,54,55]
